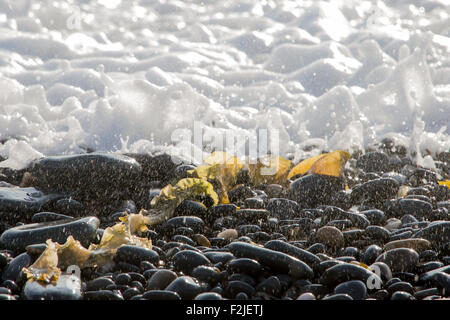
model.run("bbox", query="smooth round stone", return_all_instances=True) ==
[115,245,159,266]
[24,273,82,300]
[238,225,262,235]
[384,218,402,231]
[84,290,124,300]
[31,212,74,223]
[322,207,370,229]
[0,253,7,269]
[264,184,283,198]
[0,294,15,300]
[398,199,432,218]
[192,234,210,247]
[431,272,450,292]
[228,258,261,276]
[235,209,270,223]
[296,292,316,300]
[192,266,221,284]
[387,281,415,295]
[174,200,207,219]
[375,248,419,273]
[30,153,141,199]
[204,251,235,264]
[264,240,321,270]
[266,198,301,220]
[401,214,419,225]
[53,198,85,216]
[245,197,265,209]
[206,204,237,221]
[0,216,99,252]
[365,226,390,242]
[326,219,353,230]
[174,164,196,180]
[1,252,32,282]
[419,250,439,262]
[228,242,314,280]
[320,263,382,287]
[414,287,440,300]
[114,273,132,286]
[217,228,238,240]
[224,280,255,298]
[228,186,257,203]
[255,276,281,296]
[142,290,181,300]
[172,235,196,246]
[147,270,177,290]
[356,152,389,172]
[334,280,367,300]
[194,292,223,300]
[0,287,11,295]
[163,216,205,234]
[165,276,206,300]
[323,293,353,300]
[361,209,385,226]
[0,187,61,220]
[413,221,450,248]
[384,238,431,252]
[390,291,414,300]
[122,287,141,300]
[315,226,344,248]
[289,174,344,208]
[229,273,256,287]
[362,245,383,265]
[307,243,325,254]
[172,250,211,275]
[86,277,115,291]
[389,231,413,241]
[350,178,399,204]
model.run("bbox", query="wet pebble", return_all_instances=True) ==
[356,152,390,173]
[227,258,261,276]
[172,250,211,274]
[384,238,431,252]
[315,226,344,248]
[115,245,160,266]
[147,269,177,290]
[194,292,223,300]
[320,263,382,288]
[1,252,32,282]
[375,248,419,273]
[165,276,207,300]
[224,280,255,299]
[334,280,367,300]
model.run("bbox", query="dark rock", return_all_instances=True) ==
[0,187,61,221]
[362,245,383,265]
[228,242,314,280]
[350,178,399,204]
[142,290,181,300]
[255,276,282,296]
[0,216,99,252]
[307,243,325,254]
[1,280,19,294]
[370,262,392,282]
[1,252,32,282]
[414,287,440,300]
[228,185,257,203]
[266,198,302,220]
[174,200,207,219]
[375,248,419,273]
[31,212,74,223]
[172,235,195,246]
[162,216,205,234]
[289,174,345,208]
[53,198,85,216]
[203,251,235,264]
[365,226,390,242]
[229,273,256,286]
[333,280,367,300]
[356,152,390,172]
[430,272,450,292]
[122,287,141,300]
[387,281,414,295]
[206,204,237,223]
[172,250,211,274]
[224,280,255,298]
[401,214,419,225]
[419,250,438,262]
[30,153,142,201]
[174,164,196,181]
[320,263,382,287]
[238,224,262,235]
[147,269,177,290]
[86,277,115,291]
[194,292,223,300]
[322,293,353,300]
[227,258,261,276]
[361,209,385,225]
[264,240,321,270]
[235,209,270,223]
[115,245,159,266]
[165,276,206,299]
[244,197,265,209]
[413,221,450,248]
[398,199,432,218]
[390,291,414,300]
[114,273,131,286]
[418,265,450,284]
[84,290,124,300]
[326,219,353,230]
[192,266,221,284]
[322,206,370,229]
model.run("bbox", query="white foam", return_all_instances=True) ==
[0,0,448,170]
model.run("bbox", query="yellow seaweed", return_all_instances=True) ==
[438,180,450,189]
[287,150,350,179]
[247,155,292,185]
